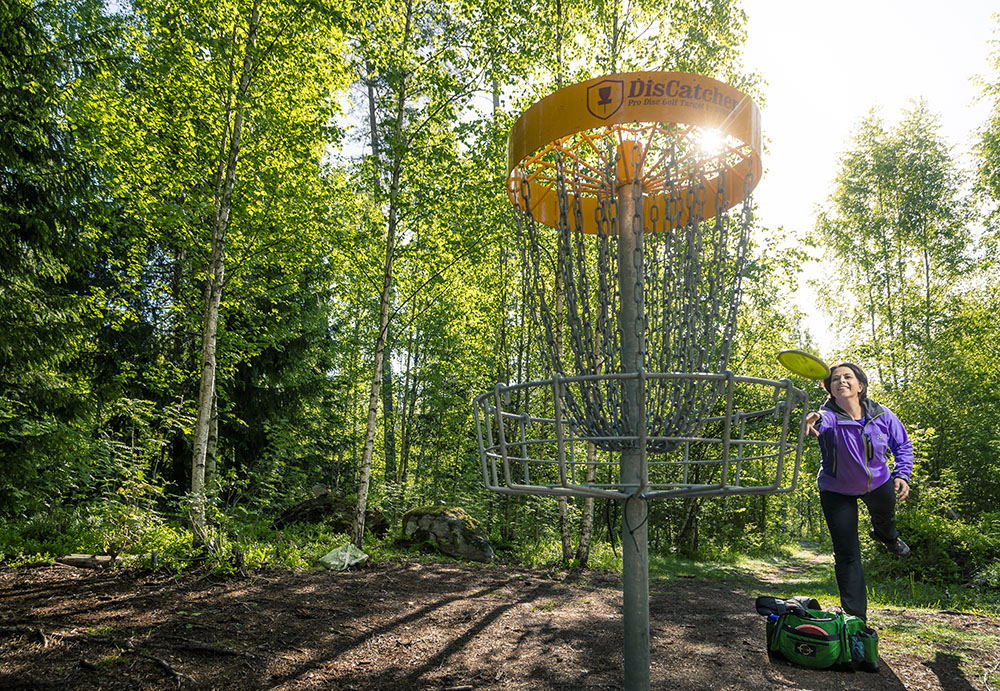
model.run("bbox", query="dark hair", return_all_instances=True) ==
[822,362,869,402]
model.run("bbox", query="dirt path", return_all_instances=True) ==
[1,549,998,690]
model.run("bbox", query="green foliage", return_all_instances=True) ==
[890,283,1000,513]
[865,491,1000,590]
[858,468,1000,609]
[1,0,996,613]
[975,22,1000,248]
[0,509,84,562]
[813,91,999,559]
[814,101,973,393]
[0,0,110,516]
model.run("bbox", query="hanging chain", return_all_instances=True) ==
[514,127,754,453]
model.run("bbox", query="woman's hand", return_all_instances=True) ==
[895,477,910,501]
[805,411,822,437]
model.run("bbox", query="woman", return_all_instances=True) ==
[805,362,912,622]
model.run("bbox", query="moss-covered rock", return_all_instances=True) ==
[401,506,493,563]
[273,488,388,536]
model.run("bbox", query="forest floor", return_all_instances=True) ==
[1,543,999,690]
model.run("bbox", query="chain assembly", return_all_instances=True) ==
[477,71,806,501]
[514,129,754,455]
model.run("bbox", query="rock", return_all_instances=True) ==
[273,488,388,536]
[401,506,494,563]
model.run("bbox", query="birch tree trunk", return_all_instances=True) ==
[574,330,601,566]
[554,256,573,563]
[190,2,260,542]
[205,391,218,490]
[382,351,397,482]
[573,444,597,566]
[352,0,412,549]
[352,210,396,547]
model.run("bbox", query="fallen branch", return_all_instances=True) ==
[136,651,195,687]
[167,635,258,658]
[55,554,112,569]
[0,625,49,647]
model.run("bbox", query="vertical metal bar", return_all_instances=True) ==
[719,370,735,487]
[734,415,747,485]
[775,379,791,482]
[520,413,530,485]
[682,441,691,484]
[492,383,513,489]
[474,396,496,490]
[638,370,648,495]
[617,146,649,691]
[789,389,808,490]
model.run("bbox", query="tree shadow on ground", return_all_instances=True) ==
[923,651,977,691]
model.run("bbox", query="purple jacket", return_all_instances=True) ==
[814,398,913,495]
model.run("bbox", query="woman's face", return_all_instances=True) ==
[829,366,864,404]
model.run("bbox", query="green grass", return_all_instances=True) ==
[715,540,1000,617]
[870,573,1000,616]
[649,551,759,582]
[873,617,997,656]
[2,506,998,620]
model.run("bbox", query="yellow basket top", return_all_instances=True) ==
[507,71,762,233]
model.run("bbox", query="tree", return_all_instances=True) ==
[346,0,542,546]
[0,0,108,514]
[814,103,971,392]
[66,0,352,531]
[815,99,1000,519]
[976,16,1000,256]
[188,0,262,542]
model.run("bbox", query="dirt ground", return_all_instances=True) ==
[1,549,999,690]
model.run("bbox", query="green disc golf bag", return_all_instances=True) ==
[765,608,879,673]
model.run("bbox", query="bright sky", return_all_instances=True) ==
[739,0,998,354]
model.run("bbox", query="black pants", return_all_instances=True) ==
[819,479,898,621]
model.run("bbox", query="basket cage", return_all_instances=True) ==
[475,371,810,500]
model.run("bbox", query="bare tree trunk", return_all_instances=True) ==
[190,3,260,542]
[382,351,396,482]
[348,284,363,469]
[352,0,412,549]
[398,309,420,488]
[504,496,513,542]
[677,496,701,557]
[205,391,218,491]
[353,228,395,547]
[574,330,601,566]
[573,443,597,566]
[553,255,573,563]
[558,496,573,562]
[923,244,932,342]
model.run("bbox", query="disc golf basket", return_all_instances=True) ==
[473,71,812,690]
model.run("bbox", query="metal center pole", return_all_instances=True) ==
[617,143,650,691]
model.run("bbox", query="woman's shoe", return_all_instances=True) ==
[869,529,910,557]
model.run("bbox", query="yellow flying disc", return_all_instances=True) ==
[777,349,830,380]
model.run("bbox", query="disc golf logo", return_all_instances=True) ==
[794,641,817,657]
[587,79,623,120]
